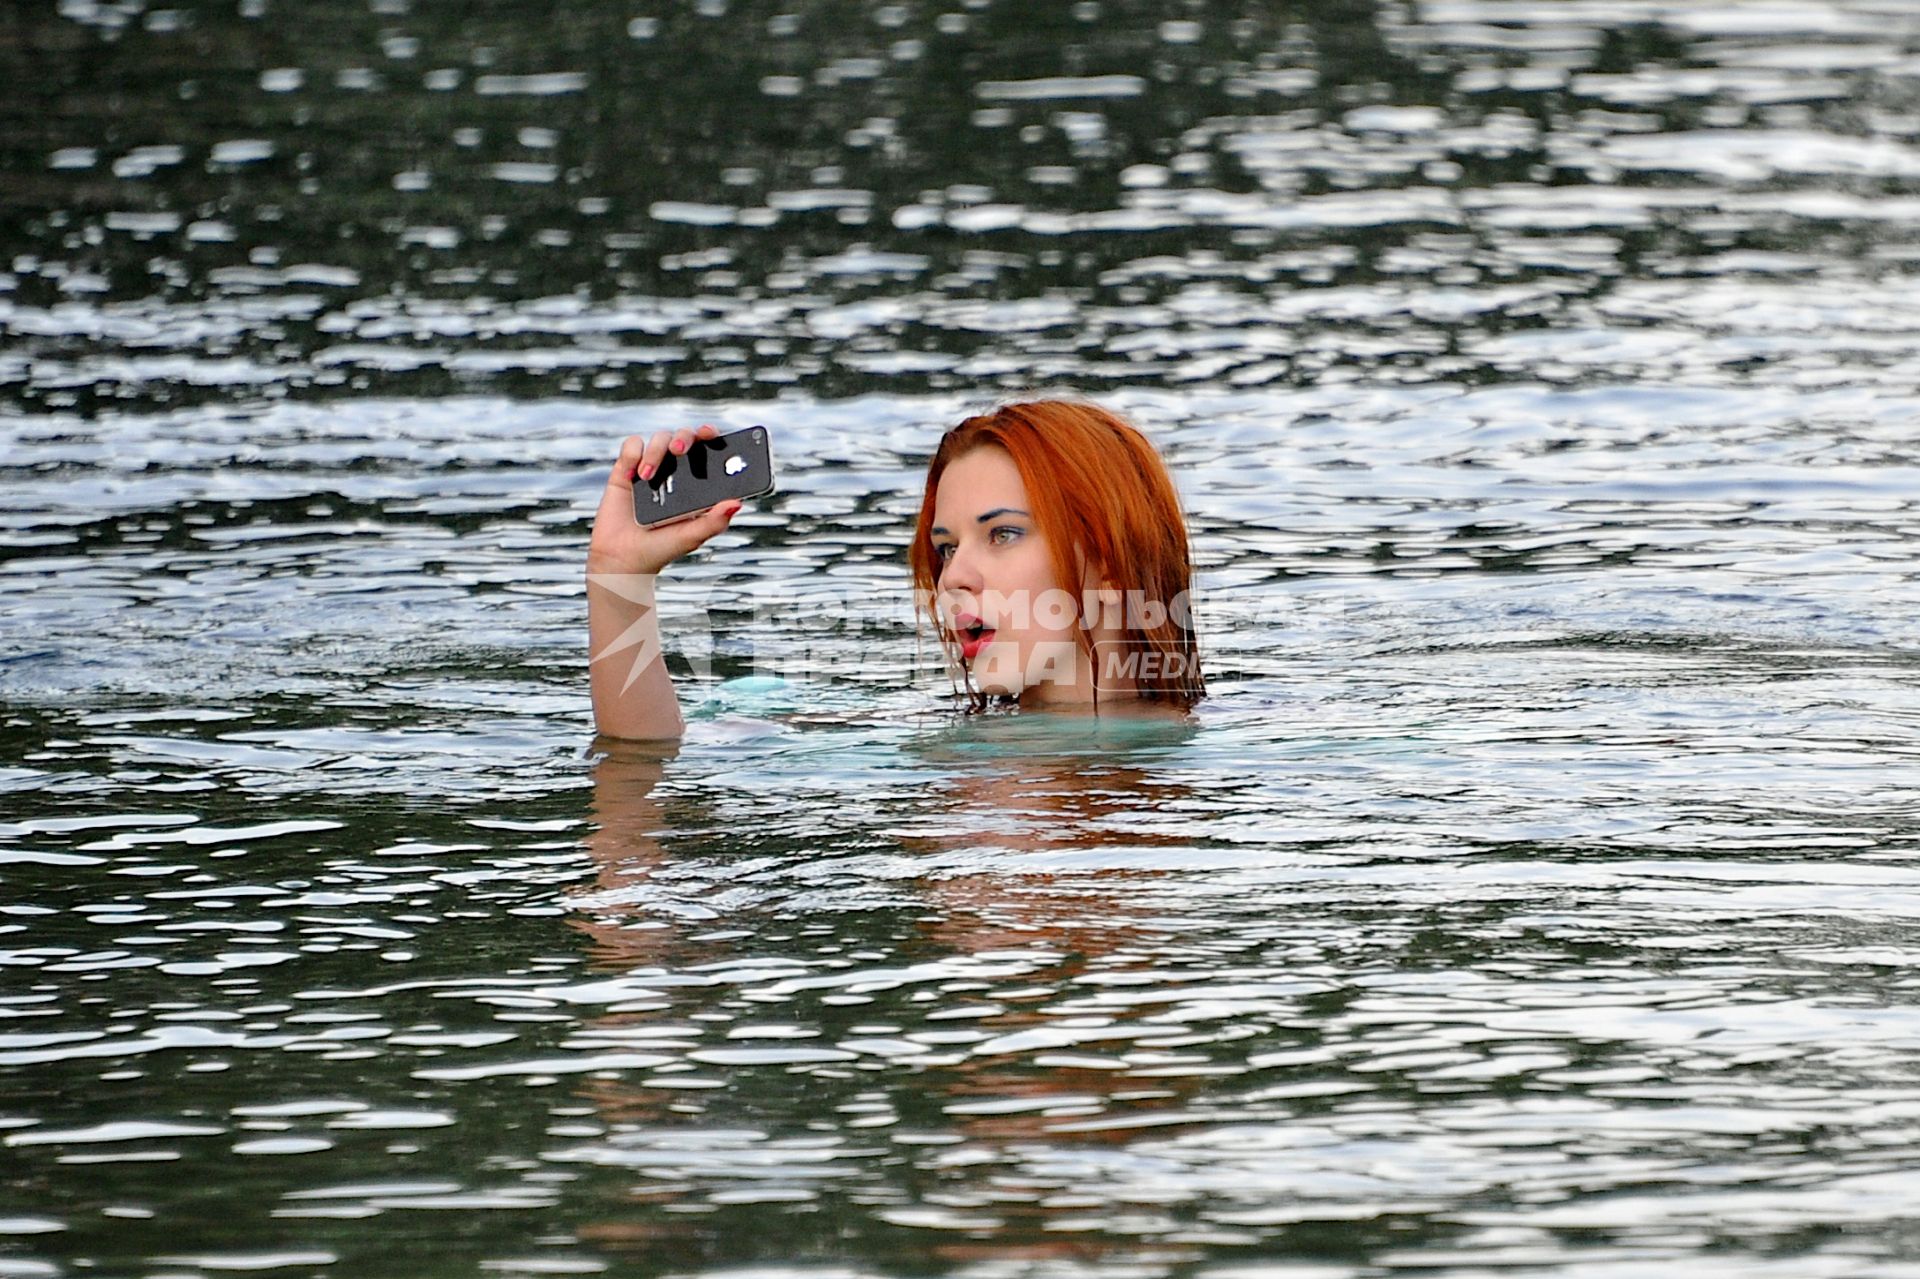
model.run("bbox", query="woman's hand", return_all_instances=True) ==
[586,424,746,577]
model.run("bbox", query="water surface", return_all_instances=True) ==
[3,2,1920,1276]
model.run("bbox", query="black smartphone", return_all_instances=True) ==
[632,426,776,529]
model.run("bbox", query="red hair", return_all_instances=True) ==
[908,400,1205,709]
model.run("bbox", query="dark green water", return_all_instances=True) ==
[3,2,1920,1276]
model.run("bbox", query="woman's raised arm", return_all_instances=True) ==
[586,424,745,741]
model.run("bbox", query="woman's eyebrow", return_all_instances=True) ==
[930,508,1029,537]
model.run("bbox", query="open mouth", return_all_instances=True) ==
[952,614,997,662]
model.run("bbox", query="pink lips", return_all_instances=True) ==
[951,612,996,662]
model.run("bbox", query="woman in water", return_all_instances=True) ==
[586,400,1204,740]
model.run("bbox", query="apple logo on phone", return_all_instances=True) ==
[725,455,747,476]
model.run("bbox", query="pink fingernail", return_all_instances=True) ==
[639,463,654,480]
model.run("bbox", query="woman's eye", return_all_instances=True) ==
[990,525,1022,545]
[934,543,955,561]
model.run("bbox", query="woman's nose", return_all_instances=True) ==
[939,541,983,594]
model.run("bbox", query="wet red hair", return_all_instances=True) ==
[908,400,1205,709]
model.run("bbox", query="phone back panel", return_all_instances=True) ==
[633,427,775,527]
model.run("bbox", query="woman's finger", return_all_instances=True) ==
[636,424,718,482]
[638,429,674,481]
[661,499,743,560]
[609,435,647,488]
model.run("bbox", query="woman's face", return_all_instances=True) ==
[930,445,1095,703]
